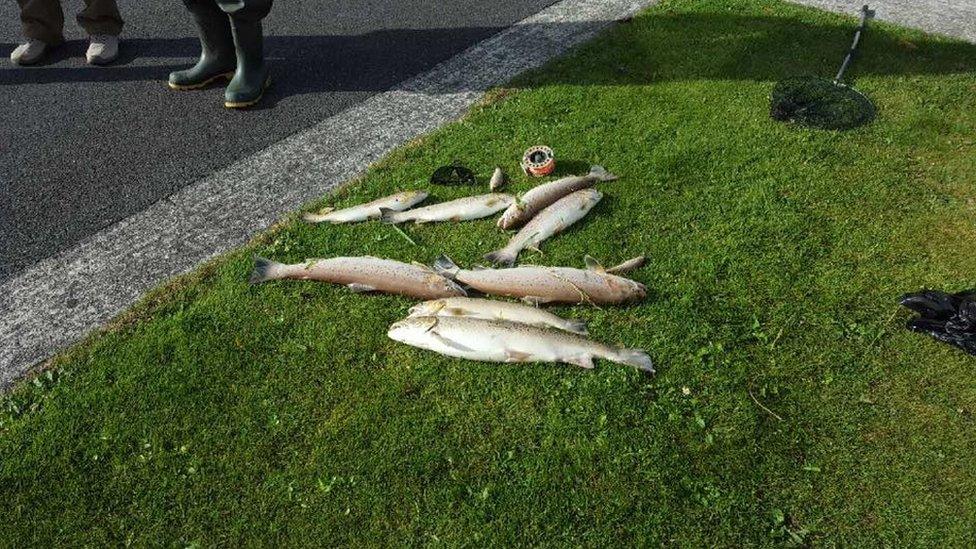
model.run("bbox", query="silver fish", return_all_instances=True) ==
[380,194,514,224]
[434,255,646,305]
[249,255,466,299]
[497,165,617,230]
[486,189,602,266]
[408,297,588,335]
[388,316,654,372]
[489,167,507,191]
[303,190,428,224]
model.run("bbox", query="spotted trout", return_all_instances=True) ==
[408,297,589,334]
[388,316,654,372]
[303,190,428,224]
[249,255,466,299]
[380,194,514,224]
[497,165,617,230]
[485,188,602,266]
[433,255,645,305]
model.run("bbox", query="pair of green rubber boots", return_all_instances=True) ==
[168,1,270,109]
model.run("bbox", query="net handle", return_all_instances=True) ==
[834,5,874,83]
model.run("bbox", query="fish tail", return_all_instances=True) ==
[564,319,589,336]
[590,165,619,182]
[433,255,461,279]
[612,348,655,374]
[302,207,334,224]
[249,255,285,284]
[378,208,399,224]
[484,248,517,267]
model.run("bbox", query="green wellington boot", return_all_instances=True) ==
[224,17,270,109]
[168,2,236,90]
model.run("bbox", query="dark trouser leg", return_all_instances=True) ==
[77,0,124,36]
[168,0,236,90]
[17,0,64,45]
[218,0,273,108]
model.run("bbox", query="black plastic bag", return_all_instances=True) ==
[900,290,976,356]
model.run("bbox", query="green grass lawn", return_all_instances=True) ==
[3,0,976,544]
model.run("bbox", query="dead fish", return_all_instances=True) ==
[249,255,466,299]
[303,190,428,224]
[388,316,654,373]
[606,256,646,274]
[489,167,507,191]
[583,255,647,275]
[408,297,588,335]
[434,255,645,305]
[497,165,617,230]
[485,189,602,266]
[380,194,514,224]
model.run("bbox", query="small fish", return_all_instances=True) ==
[485,189,602,266]
[489,167,507,191]
[409,297,588,335]
[583,255,647,275]
[303,191,428,224]
[497,165,617,230]
[388,316,654,373]
[380,194,514,224]
[249,255,466,299]
[434,255,646,305]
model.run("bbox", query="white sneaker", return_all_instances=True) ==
[10,39,47,66]
[86,34,119,65]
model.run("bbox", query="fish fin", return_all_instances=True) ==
[504,349,533,362]
[606,256,647,274]
[565,355,596,369]
[521,295,553,306]
[433,255,461,279]
[526,245,544,256]
[347,283,377,293]
[564,319,589,336]
[411,261,435,272]
[584,255,605,273]
[612,348,655,374]
[378,208,399,224]
[589,165,619,182]
[422,317,440,333]
[249,255,284,284]
[471,265,489,271]
[484,248,518,267]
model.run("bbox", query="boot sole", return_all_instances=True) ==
[224,76,272,109]
[168,71,235,91]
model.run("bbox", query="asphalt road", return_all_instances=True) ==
[0,0,556,281]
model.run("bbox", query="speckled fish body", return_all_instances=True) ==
[381,194,514,224]
[303,191,428,224]
[388,316,653,372]
[434,256,645,305]
[408,297,588,334]
[486,189,602,266]
[249,256,466,299]
[496,165,617,230]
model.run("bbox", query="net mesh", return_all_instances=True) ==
[770,76,875,130]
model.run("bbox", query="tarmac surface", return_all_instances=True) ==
[0,0,557,281]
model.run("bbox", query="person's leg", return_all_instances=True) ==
[17,0,65,44]
[77,0,123,64]
[11,0,63,64]
[218,0,273,108]
[77,0,123,36]
[169,0,236,90]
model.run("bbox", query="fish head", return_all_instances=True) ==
[388,316,438,344]
[401,190,430,202]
